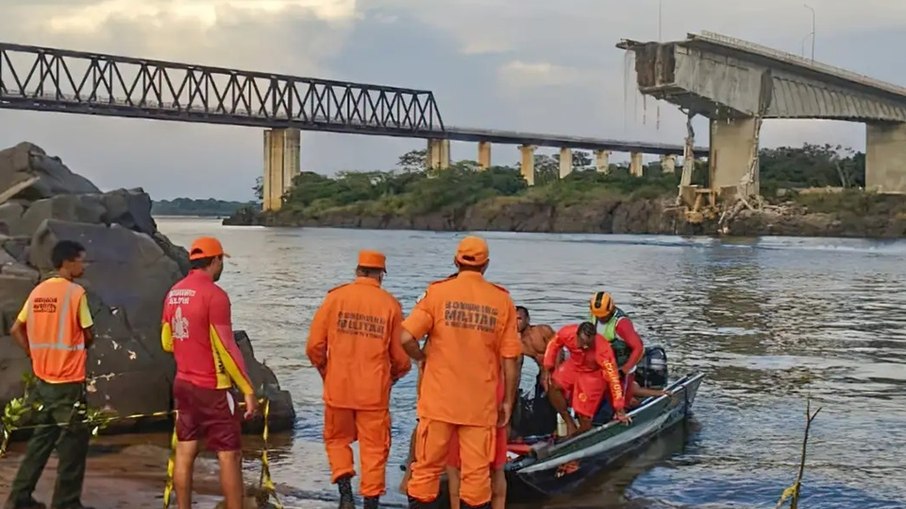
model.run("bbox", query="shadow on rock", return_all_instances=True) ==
[0,141,295,437]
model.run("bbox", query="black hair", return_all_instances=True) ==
[578,321,596,337]
[516,306,529,318]
[51,240,86,269]
[356,266,384,278]
[190,256,219,270]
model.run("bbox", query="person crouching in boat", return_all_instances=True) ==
[588,291,645,403]
[445,366,508,509]
[542,322,631,437]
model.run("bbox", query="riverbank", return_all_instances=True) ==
[224,189,906,238]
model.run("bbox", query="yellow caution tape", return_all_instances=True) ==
[258,398,283,509]
[162,413,178,509]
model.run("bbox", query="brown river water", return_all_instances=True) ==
[18,217,906,509]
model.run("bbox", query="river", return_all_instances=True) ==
[154,217,906,509]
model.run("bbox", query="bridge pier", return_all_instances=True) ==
[427,139,451,169]
[559,148,573,178]
[595,150,611,173]
[630,152,643,176]
[520,145,536,186]
[262,128,301,212]
[866,122,906,193]
[660,154,677,174]
[478,141,492,169]
[709,118,759,198]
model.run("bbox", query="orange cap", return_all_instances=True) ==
[189,236,230,260]
[357,249,386,272]
[455,236,489,266]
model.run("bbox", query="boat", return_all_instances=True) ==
[501,371,705,500]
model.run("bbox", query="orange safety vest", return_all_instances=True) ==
[26,279,88,384]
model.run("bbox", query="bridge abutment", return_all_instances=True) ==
[262,128,301,212]
[427,138,451,169]
[866,122,906,193]
[709,117,759,198]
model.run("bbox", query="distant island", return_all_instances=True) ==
[223,144,906,238]
[152,197,258,217]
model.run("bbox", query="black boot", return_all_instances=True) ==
[363,496,380,509]
[337,475,355,509]
[461,502,491,509]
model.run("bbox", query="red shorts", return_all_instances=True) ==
[552,362,605,419]
[446,425,508,471]
[173,378,241,452]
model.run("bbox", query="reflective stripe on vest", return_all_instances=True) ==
[27,282,85,352]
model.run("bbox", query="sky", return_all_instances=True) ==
[1,0,905,201]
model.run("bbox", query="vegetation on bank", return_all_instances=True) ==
[152,197,258,217]
[234,143,876,221]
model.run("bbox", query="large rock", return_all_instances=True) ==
[0,142,100,200]
[0,142,295,436]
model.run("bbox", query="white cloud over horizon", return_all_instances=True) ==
[0,0,904,200]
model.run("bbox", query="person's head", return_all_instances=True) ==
[577,321,596,350]
[589,291,616,322]
[189,237,229,281]
[51,240,87,279]
[516,306,530,333]
[355,249,387,285]
[454,235,489,274]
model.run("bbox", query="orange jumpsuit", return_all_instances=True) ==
[403,271,522,507]
[306,276,412,497]
[543,324,625,418]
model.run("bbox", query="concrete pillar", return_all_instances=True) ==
[478,141,492,169]
[427,138,451,169]
[866,122,906,193]
[559,147,573,179]
[595,150,611,174]
[709,117,759,197]
[520,145,536,186]
[262,128,300,212]
[630,152,644,177]
[660,154,677,174]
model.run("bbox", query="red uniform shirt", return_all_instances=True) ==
[543,324,625,411]
[161,270,253,395]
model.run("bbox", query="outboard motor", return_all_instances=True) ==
[636,346,668,389]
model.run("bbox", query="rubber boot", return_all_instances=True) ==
[363,496,380,509]
[337,475,355,509]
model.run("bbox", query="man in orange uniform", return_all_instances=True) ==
[6,241,95,509]
[161,237,258,509]
[306,250,411,509]
[400,236,522,509]
[542,322,630,437]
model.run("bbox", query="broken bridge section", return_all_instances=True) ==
[618,31,906,200]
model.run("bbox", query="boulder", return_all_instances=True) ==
[0,142,100,200]
[0,142,295,437]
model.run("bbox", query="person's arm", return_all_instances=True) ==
[77,293,94,348]
[10,300,29,356]
[400,291,434,363]
[209,291,254,396]
[616,318,645,372]
[305,297,332,379]
[532,325,556,366]
[499,303,522,427]
[389,302,412,383]
[541,328,565,372]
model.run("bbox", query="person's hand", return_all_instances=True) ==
[613,410,632,426]
[497,400,512,428]
[243,393,259,420]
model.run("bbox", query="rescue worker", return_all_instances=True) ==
[542,322,630,437]
[161,236,258,509]
[306,250,411,509]
[400,235,522,509]
[5,240,95,509]
[515,306,556,386]
[588,291,645,400]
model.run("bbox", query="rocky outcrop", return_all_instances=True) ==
[0,142,295,434]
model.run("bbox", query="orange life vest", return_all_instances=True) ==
[26,278,88,384]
